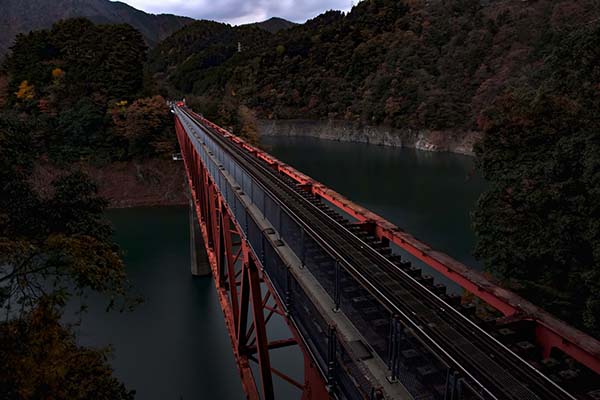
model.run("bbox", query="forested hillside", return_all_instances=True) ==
[247,17,297,33]
[473,21,600,336]
[1,18,176,162]
[148,0,598,132]
[0,0,193,58]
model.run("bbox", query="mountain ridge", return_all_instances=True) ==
[247,17,297,33]
[147,0,598,132]
[0,0,194,57]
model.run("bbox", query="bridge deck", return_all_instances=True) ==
[174,105,598,400]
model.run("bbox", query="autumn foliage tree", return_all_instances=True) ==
[2,18,151,163]
[0,302,134,400]
[236,105,259,145]
[111,95,175,158]
[15,80,35,100]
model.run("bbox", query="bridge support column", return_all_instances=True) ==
[189,199,211,276]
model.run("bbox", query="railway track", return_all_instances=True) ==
[177,107,576,400]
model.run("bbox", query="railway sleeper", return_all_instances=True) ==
[378,247,392,256]
[556,369,579,392]
[496,327,518,345]
[460,302,476,317]
[415,274,434,287]
[432,283,446,296]
[400,349,425,367]
[588,389,600,400]
[416,364,442,386]
[540,358,561,375]
[439,293,461,307]
[407,266,422,278]
[395,261,412,271]
[513,341,537,359]
[388,254,403,263]
[361,306,386,320]
[371,318,390,333]
[474,315,498,330]
[351,296,377,310]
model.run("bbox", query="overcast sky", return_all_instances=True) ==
[116,0,356,25]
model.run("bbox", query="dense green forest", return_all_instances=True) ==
[474,22,600,336]
[147,0,599,131]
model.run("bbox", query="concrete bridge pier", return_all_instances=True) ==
[189,199,211,277]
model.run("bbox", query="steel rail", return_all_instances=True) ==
[179,108,571,400]
[178,108,575,400]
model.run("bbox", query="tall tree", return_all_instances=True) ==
[110,95,175,158]
[0,116,136,398]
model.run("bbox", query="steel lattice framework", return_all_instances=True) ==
[173,104,600,400]
[175,114,329,399]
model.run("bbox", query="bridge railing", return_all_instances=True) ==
[177,110,486,400]
[184,115,378,399]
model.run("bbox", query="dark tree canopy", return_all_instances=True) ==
[147,0,598,134]
[1,18,173,163]
[0,115,130,316]
[0,301,134,400]
[5,18,147,103]
[0,98,135,400]
[474,23,600,336]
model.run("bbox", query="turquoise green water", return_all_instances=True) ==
[77,207,244,400]
[78,136,485,399]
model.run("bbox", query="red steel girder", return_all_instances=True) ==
[191,111,600,376]
[246,257,275,400]
[174,116,329,399]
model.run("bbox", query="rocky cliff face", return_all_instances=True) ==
[33,159,188,209]
[258,120,481,156]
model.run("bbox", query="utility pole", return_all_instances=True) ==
[238,42,242,53]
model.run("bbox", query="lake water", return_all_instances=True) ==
[79,136,485,399]
[77,207,245,400]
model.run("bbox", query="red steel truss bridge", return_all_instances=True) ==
[172,103,600,400]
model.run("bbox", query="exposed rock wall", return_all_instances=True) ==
[33,159,188,209]
[258,119,481,156]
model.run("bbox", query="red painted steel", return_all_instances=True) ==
[174,116,329,399]
[191,111,600,376]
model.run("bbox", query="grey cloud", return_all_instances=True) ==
[118,0,353,24]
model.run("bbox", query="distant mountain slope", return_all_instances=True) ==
[148,0,599,132]
[147,20,271,93]
[0,0,193,57]
[248,17,297,33]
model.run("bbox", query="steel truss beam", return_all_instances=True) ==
[194,114,600,377]
[174,117,329,399]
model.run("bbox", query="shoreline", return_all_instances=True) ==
[258,119,480,156]
[32,159,189,209]
[32,131,479,211]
